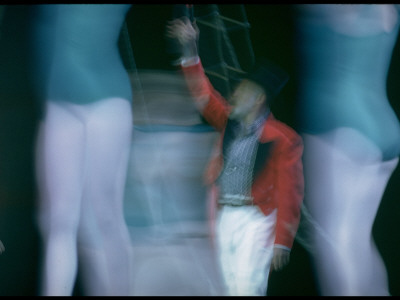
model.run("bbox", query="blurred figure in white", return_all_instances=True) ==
[124,68,225,296]
[120,5,228,296]
[30,4,133,296]
[294,4,400,296]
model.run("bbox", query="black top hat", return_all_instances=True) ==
[242,58,289,103]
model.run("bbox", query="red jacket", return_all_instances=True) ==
[181,61,304,249]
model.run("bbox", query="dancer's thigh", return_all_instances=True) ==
[82,98,133,220]
[36,101,87,232]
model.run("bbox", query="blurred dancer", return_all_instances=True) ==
[294,4,400,296]
[30,4,133,296]
[167,17,304,296]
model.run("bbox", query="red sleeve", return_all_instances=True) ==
[274,134,304,249]
[181,61,230,131]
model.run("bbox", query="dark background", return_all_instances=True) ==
[0,4,399,296]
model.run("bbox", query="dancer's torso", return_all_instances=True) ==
[295,4,400,159]
[32,4,132,104]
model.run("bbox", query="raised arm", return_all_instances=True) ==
[166,17,230,131]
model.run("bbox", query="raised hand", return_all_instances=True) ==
[166,17,199,60]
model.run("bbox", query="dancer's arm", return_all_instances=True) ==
[0,240,5,254]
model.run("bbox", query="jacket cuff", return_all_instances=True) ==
[274,244,291,251]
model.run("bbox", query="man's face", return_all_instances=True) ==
[229,80,266,121]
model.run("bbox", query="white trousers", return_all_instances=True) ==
[216,205,277,296]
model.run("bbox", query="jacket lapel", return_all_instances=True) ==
[253,114,280,178]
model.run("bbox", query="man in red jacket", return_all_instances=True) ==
[167,17,304,296]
